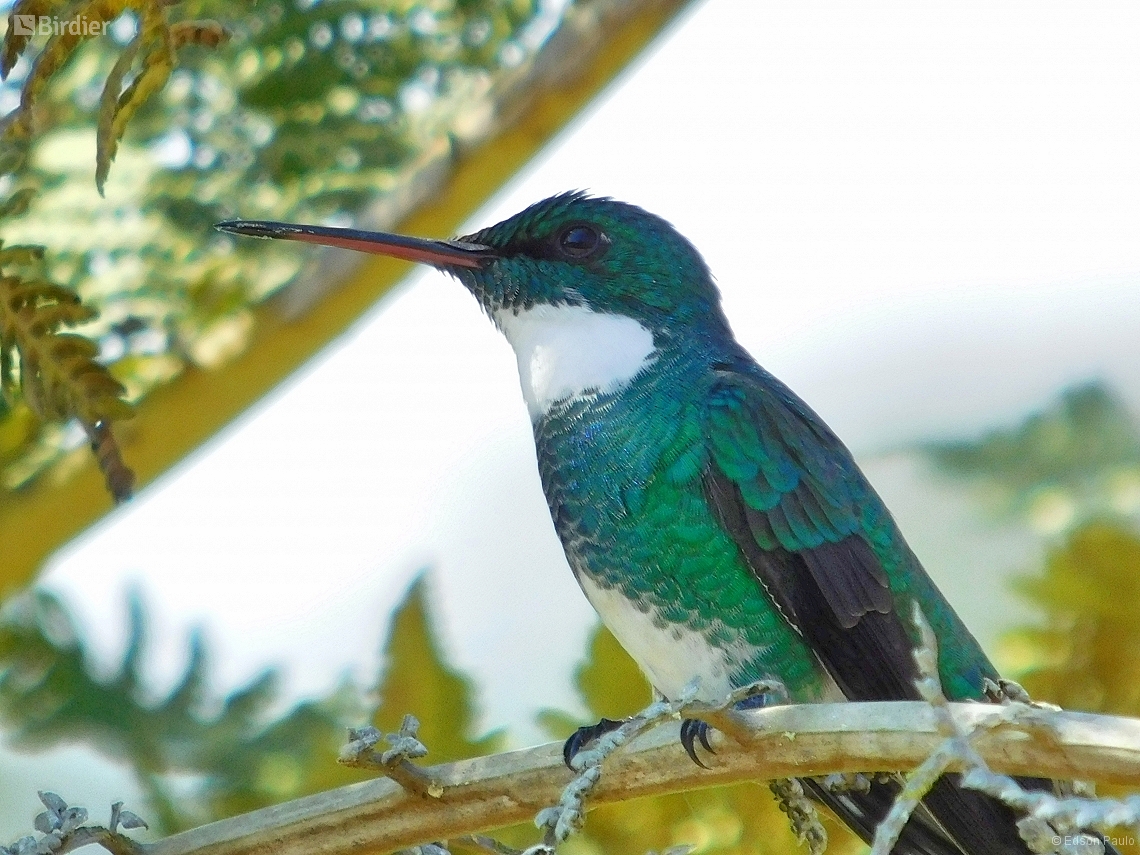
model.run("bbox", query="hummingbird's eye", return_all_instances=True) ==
[556,224,607,260]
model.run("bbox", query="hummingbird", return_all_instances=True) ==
[217,193,1096,855]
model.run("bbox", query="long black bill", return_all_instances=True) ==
[215,219,493,269]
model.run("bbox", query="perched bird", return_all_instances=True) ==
[217,194,1095,855]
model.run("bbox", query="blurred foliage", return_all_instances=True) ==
[999,522,1140,855]
[372,574,503,762]
[540,626,862,855]
[0,574,497,834]
[1002,523,1140,717]
[1,0,228,499]
[0,230,134,500]
[0,0,544,496]
[0,586,365,831]
[2,546,1139,851]
[930,382,1140,845]
[1,0,229,194]
[922,382,1140,533]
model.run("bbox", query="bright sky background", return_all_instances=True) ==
[6,0,1140,829]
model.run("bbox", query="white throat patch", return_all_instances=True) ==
[494,303,656,420]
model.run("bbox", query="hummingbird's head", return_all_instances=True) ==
[217,193,731,418]
[451,192,726,331]
[217,192,726,333]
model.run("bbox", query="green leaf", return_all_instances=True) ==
[1002,522,1140,716]
[373,574,502,762]
[922,382,1140,497]
[0,588,371,832]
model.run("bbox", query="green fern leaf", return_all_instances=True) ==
[0,254,135,500]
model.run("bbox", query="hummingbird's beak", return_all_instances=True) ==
[214,220,493,269]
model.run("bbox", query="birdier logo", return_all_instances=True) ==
[11,15,110,37]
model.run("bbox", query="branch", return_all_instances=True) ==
[142,702,1140,855]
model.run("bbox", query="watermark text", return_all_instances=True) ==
[1052,835,1137,848]
[11,15,110,38]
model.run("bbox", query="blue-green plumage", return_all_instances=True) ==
[217,193,1096,855]
[456,193,998,707]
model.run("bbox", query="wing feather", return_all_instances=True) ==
[701,364,1034,855]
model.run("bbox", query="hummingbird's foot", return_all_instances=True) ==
[562,717,627,768]
[817,772,875,794]
[679,684,782,768]
[679,717,714,768]
[982,677,1030,704]
[982,677,1062,713]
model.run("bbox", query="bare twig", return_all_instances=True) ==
[532,679,786,849]
[339,717,444,799]
[452,835,524,855]
[535,685,698,848]
[913,603,1138,851]
[870,604,961,855]
[2,793,148,855]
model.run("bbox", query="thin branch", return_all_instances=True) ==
[141,702,1140,855]
[2,793,148,855]
[906,605,1140,846]
[339,718,445,799]
[872,605,1138,855]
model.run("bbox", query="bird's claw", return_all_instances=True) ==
[679,717,714,768]
[983,677,1033,705]
[679,683,779,768]
[563,717,626,768]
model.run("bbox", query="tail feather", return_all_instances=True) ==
[800,777,965,855]
[922,774,1123,855]
[922,775,1031,855]
[804,774,1122,855]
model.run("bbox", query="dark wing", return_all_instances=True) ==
[701,363,1032,855]
[701,365,923,701]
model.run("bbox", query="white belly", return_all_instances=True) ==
[577,574,768,702]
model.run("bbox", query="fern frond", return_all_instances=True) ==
[1,0,60,78]
[2,0,227,191]
[97,1,173,195]
[87,417,135,502]
[3,0,125,139]
[169,20,228,50]
[96,11,230,194]
[0,254,135,501]
[95,19,144,194]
